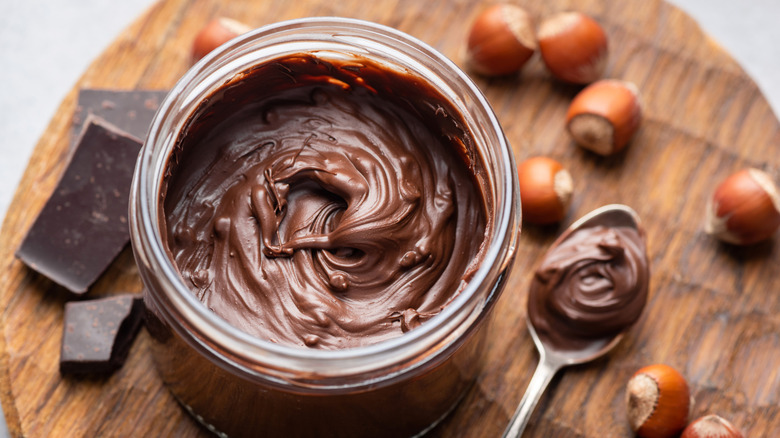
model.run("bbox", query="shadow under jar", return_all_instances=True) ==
[129,17,519,438]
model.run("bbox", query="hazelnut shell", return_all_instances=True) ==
[517,157,573,224]
[466,4,537,76]
[538,11,608,84]
[626,364,691,438]
[566,79,642,155]
[192,18,252,63]
[705,168,780,245]
[681,414,744,438]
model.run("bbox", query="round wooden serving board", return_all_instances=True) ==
[1,0,779,436]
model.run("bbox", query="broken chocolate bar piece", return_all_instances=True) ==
[60,294,144,374]
[16,116,142,294]
[71,89,167,147]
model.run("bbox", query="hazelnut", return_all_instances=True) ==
[681,415,744,438]
[566,79,642,155]
[465,4,537,76]
[626,364,691,438]
[192,18,252,63]
[704,168,780,245]
[538,11,608,84]
[517,157,573,224]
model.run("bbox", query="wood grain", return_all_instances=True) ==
[1,0,779,436]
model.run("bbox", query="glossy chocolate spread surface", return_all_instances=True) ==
[161,54,489,349]
[527,224,648,351]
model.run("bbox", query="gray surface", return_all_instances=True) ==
[0,0,778,436]
[672,0,780,115]
[0,0,158,221]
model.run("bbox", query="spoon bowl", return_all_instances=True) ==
[502,204,646,438]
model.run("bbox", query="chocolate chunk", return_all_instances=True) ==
[16,116,142,294]
[60,294,144,374]
[71,89,167,147]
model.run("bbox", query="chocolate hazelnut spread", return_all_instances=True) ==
[527,224,648,351]
[161,53,489,349]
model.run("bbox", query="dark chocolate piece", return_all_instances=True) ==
[71,89,167,147]
[60,294,144,374]
[16,116,143,294]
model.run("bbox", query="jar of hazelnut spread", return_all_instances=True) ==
[129,17,519,437]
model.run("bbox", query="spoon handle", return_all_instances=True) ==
[501,356,561,438]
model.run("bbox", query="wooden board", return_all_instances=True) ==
[1,0,779,436]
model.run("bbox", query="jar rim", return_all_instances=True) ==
[130,16,519,378]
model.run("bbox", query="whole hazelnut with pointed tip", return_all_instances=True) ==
[566,79,642,155]
[705,168,780,245]
[192,18,252,63]
[681,415,744,438]
[517,157,573,224]
[626,364,691,438]
[465,4,537,76]
[538,11,608,84]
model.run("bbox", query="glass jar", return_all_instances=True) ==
[129,17,519,437]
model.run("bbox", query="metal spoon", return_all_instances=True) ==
[502,204,644,438]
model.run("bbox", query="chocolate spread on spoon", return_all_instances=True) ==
[160,54,489,349]
[527,223,649,351]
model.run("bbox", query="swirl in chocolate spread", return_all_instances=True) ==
[161,54,489,349]
[527,225,648,351]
